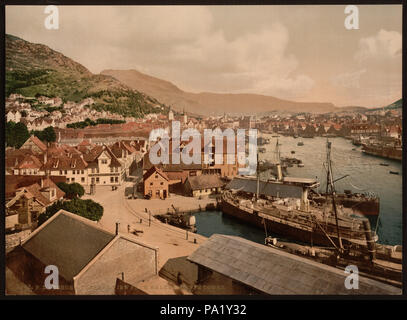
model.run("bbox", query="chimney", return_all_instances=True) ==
[276,163,283,182]
[115,222,120,235]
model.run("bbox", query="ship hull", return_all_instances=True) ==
[362,145,402,161]
[311,195,380,216]
[220,199,364,247]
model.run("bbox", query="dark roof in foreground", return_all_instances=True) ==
[187,234,401,295]
[22,210,115,280]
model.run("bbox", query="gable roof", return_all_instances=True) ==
[143,166,169,181]
[187,234,401,295]
[21,210,115,280]
[186,175,225,191]
[25,136,47,152]
[5,176,66,199]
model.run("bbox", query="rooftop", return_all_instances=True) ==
[187,234,401,295]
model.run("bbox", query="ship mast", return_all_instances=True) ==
[256,151,260,200]
[326,139,344,252]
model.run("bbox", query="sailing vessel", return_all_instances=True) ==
[221,140,373,247]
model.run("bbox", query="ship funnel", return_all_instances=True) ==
[276,163,283,181]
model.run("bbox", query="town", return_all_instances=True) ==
[5,91,402,295]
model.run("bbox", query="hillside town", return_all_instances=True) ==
[5,90,403,295]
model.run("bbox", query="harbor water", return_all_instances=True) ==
[194,136,402,245]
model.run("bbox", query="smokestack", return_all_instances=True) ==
[276,163,283,181]
[115,222,120,235]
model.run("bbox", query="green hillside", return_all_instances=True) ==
[6,34,167,117]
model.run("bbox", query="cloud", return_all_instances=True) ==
[6,6,313,100]
[331,69,366,89]
[169,22,314,99]
[355,29,401,62]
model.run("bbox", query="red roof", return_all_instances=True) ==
[26,135,47,152]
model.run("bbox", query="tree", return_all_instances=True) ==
[38,198,104,226]
[6,121,30,148]
[42,126,56,142]
[57,182,85,199]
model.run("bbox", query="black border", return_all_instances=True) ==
[1,0,406,306]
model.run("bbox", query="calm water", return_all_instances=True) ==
[194,136,402,245]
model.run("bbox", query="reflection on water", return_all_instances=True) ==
[194,136,402,245]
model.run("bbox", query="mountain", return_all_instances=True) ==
[101,69,338,115]
[6,34,166,118]
[335,106,368,113]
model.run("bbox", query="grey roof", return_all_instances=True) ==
[22,210,115,280]
[186,175,225,191]
[225,177,303,198]
[187,234,401,295]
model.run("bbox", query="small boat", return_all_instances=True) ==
[380,163,389,166]
[297,163,304,168]
[389,171,399,175]
[297,141,304,146]
[291,150,295,154]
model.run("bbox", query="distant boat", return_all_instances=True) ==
[297,163,304,168]
[389,171,399,175]
[291,150,295,154]
[380,163,389,166]
[297,141,304,146]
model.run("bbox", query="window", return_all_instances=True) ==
[155,175,158,179]
[96,178,100,183]
[110,177,114,183]
[110,167,113,173]
[72,178,75,182]
[77,170,80,174]
[67,178,70,182]
[115,177,118,182]
[81,177,85,183]
[160,182,164,186]
[64,170,68,174]
[81,170,84,174]
[101,159,107,164]
[72,170,75,175]
[59,170,63,175]
[150,182,153,186]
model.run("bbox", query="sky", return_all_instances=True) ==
[6,5,402,108]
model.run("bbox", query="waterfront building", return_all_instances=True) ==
[187,234,401,295]
[6,210,159,294]
[143,166,169,199]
